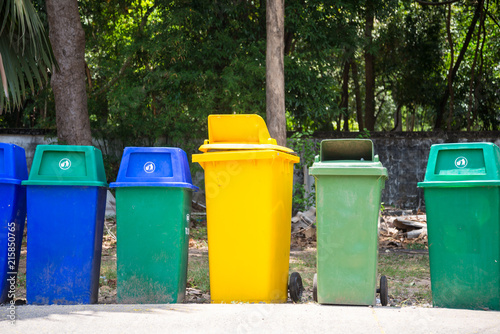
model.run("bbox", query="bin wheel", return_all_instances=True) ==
[379,275,388,306]
[313,273,318,303]
[289,272,303,303]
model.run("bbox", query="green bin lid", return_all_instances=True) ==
[418,142,500,188]
[309,139,388,177]
[22,145,108,187]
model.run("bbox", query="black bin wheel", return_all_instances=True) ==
[379,275,388,306]
[313,273,318,302]
[288,272,303,303]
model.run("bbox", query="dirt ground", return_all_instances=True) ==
[11,209,430,306]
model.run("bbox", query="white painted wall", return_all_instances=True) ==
[0,134,57,170]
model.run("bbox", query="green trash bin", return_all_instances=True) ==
[109,147,198,304]
[309,139,388,306]
[418,142,500,310]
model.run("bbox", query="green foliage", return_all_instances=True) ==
[288,129,318,213]
[357,129,371,138]
[377,3,445,127]
[292,183,316,214]
[5,0,500,135]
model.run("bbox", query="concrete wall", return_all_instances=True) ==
[309,131,500,209]
[0,133,57,170]
[3,130,500,209]
[0,132,120,171]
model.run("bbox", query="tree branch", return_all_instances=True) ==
[486,9,500,29]
[434,0,484,129]
[414,0,461,6]
[446,4,454,130]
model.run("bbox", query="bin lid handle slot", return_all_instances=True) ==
[320,139,374,162]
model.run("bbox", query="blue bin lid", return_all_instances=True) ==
[109,147,199,191]
[0,143,28,185]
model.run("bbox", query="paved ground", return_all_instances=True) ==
[1,303,499,333]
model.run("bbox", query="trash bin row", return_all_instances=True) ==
[0,115,304,306]
[1,114,499,311]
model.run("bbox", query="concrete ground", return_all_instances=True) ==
[1,303,499,333]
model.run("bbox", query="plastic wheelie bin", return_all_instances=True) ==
[309,139,388,306]
[418,142,500,310]
[192,114,302,303]
[22,145,108,304]
[110,147,199,304]
[0,143,28,304]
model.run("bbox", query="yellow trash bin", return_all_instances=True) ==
[192,114,301,303]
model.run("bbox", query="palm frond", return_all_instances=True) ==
[0,0,57,113]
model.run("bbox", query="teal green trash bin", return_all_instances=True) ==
[418,142,500,310]
[309,139,388,306]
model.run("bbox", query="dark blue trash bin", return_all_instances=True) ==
[22,145,107,304]
[0,143,28,304]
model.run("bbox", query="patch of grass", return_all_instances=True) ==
[187,253,210,292]
[100,261,117,286]
[16,271,26,289]
[378,251,431,306]
[190,226,208,241]
[16,248,27,290]
[289,249,316,301]
[100,219,117,288]
[190,226,207,240]
[379,252,429,280]
[406,243,427,250]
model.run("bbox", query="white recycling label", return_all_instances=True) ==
[144,161,156,173]
[59,158,71,170]
[454,156,468,169]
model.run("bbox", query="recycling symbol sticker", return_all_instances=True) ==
[455,156,468,168]
[59,158,71,170]
[144,161,156,173]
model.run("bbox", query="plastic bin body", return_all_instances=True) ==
[26,186,106,304]
[110,147,198,304]
[309,139,387,305]
[22,145,107,305]
[192,115,299,303]
[0,143,28,303]
[418,142,500,310]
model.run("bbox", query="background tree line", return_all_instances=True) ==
[2,0,500,146]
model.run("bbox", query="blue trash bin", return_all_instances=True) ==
[22,145,108,304]
[0,143,28,304]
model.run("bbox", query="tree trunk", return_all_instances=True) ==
[445,4,455,130]
[351,59,364,130]
[392,104,403,131]
[434,0,484,130]
[406,106,415,132]
[266,0,286,146]
[46,0,92,146]
[467,3,485,131]
[340,61,350,131]
[473,12,487,129]
[364,0,376,131]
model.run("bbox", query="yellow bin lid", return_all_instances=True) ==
[197,114,294,153]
